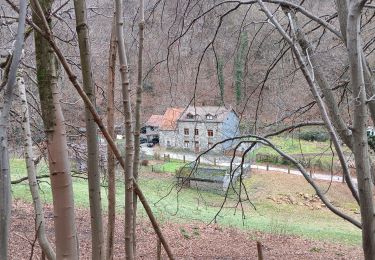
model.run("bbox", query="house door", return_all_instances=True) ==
[194,141,199,153]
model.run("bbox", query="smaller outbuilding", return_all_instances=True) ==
[144,114,163,143]
[176,162,248,193]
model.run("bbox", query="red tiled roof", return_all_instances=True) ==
[146,115,163,127]
[160,108,184,130]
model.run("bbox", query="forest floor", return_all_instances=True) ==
[9,199,362,259]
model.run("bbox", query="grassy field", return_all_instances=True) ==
[255,137,334,155]
[252,137,351,171]
[151,161,186,173]
[10,158,361,246]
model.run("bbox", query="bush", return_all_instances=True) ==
[298,130,329,142]
[141,159,149,166]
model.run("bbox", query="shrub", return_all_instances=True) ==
[141,159,149,166]
[298,130,329,142]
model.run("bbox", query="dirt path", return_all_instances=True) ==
[9,199,362,259]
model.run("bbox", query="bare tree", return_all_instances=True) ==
[132,0,145,255]
[18,76,56,259]
[0,0,27,258]
[106,16,117,260]
[345,1,375,258]
[31,0,79,258]
[115,0,135,258]
[72,0,104,258]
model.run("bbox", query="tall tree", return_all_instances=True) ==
[18,76,56,260]
[217,58,225,104]
[31,0,79,258]
[346,1,375,258]
[0,0,26,258]
[72,0,104,258]
[115,0,135,258]
[106,17,117,260]
[234,31,248,105]
[132,0,145,255]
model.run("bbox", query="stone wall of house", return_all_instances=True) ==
[159,130,178,148]
[176,121,222,152]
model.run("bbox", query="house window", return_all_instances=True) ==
[208,142,213,148]
[184,141,189,148]
[167,140,171,147]
[207,129,214,137]
[184,128,189,135]
[206,114,213,120]
[195,129,199,135]
[187,113,194,119]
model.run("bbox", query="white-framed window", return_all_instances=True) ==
[207,129,214,137]
[184,128,189,135]
[194,128,199,135]
[184,141,189,148]
[206,114,213,120]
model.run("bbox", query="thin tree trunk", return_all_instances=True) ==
[0,1,27,258]
[18,76,56,260]
[72,0,104,258]
[106,17,117,260]
[346,2,375,259]
[335,0,375,183]
[114,0,135,258]
[132,0,144,255]
[31,0,79,258]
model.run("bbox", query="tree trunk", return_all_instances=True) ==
[0,1,27,258]
[114,0,135,258]
[18,76,56,260]
[106,17,117,260]
[72,0,104,258]
[32,0,79,257]
[346,2,375,259]
[132,0,144,255]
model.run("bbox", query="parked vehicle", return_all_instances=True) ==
[151,137,159,144]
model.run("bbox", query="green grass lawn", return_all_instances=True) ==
[10,158,361,246]
[256,137,334,155]
[152,161,187,173]
[252,137,352,171]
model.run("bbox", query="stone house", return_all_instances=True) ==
[158,108,184,147]
[143,114,163,142]
[159,106,240,152]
